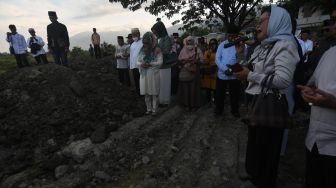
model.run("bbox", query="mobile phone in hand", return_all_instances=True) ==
[226,63,243,73]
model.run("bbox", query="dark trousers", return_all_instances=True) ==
[245,126,284,188]
[52,50,68,66]
[171,64,180,95]
[118,68,131,86]
[215,78,241,114]
[203,88,215,103]
[14,53,30,68]
[35,54,49,64]
[132,68,140,95]
[306,144,336,188]
[94,45,101,59]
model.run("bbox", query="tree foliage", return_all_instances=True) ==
[109,0,263,32]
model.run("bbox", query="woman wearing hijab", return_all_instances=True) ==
[201,38,218,103]
[151,19,173,107]
[178,36,204,110]
[137,32,163,116]
[234,6,299,188]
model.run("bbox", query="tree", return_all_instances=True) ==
[109,0,263,32]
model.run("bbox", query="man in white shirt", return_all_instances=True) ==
[130,28,143,95]
[301,30,314,63]
[27,28,49,64]
[298,22,336,187]
[116,36,131,86]
[6,24,30,68]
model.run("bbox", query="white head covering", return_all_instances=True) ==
[263,5,296,46]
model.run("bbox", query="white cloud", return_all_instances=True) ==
[0,0,179,52]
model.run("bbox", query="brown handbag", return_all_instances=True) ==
[248,74,291,128]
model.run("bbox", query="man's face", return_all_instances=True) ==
[322,26,335,39]
[227,34,238,43]
[49,16,57,23]
[9,27,16,33]
[93,29,96,33]
[132,32,140,38]
[29,30,35,36]
[256,12,270,42]
[118,38,124,46]
[301,33,309,40]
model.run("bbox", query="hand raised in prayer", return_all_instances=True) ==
[141,63,151,69]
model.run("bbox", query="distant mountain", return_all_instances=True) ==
[70,24,183,50]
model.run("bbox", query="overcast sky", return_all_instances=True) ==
[0,0,179,52]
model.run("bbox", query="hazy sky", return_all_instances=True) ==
[0,0,179,52]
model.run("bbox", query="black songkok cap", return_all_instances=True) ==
[126,34,132,39]
[48,11,57,17]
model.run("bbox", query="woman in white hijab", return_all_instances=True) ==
[234,5,299,188]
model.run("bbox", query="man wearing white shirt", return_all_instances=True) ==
[27,28,49,64]
[301,30,314,63]
[130,28,143,95]
[116,36,131,86]
[6,24,30,68]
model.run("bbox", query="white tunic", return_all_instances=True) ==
[27,35,47,57]
[137,52,163,95]
[115,44,130,69]
[305,46,336,156]
[130,39,143,69]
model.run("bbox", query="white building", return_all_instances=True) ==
[296,5,330,29]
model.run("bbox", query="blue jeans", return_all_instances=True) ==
[53,50,68,66]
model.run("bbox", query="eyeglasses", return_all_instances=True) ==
[257,17,269,26]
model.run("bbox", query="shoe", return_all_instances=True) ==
[145,111,151,115]
[152,112,157,116]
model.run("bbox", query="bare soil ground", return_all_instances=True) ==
[0,59,309,188]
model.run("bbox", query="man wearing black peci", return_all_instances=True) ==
[47,11,70,66]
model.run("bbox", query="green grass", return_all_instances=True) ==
[0,54,17,74]
[0,53,54,74]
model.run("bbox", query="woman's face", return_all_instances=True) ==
[186,40,194,46]
[256,12,270,42]
[143,39,150,49]
[151,29,158,37]
[209,40,217,50]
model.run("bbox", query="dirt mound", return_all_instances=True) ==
[0,59,145,182]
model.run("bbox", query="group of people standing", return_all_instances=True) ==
[5,6,336,188]
[133,5,336,188]
[6,11,70,67]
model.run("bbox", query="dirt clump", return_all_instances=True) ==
[0,58,145,185]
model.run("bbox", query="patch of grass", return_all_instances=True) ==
[0,53,54,74]
[0,54,16,74]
